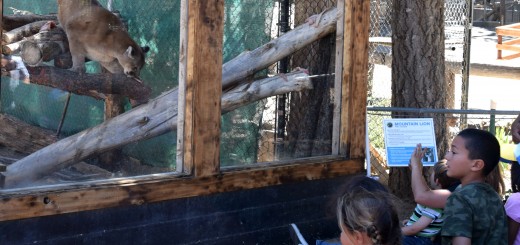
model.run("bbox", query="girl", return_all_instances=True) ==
[336,177,401,245]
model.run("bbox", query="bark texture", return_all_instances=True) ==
[389,0,449,199]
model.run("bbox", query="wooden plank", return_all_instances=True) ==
[496,43,520,52]
[502,38,520,45]
[496,29,520,37]
[176,0,188,173]
[0,158,364,222]
[340,0,370,158]
[332,0,345,155]
[183,0,224,177]
[498,52,520,60]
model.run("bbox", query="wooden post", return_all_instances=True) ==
[340,0,370,158]
[332,0,345,155]
[98,73,125,170]
[183,0,225,177]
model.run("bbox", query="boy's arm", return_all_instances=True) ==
[452,236,471,245]
[410,144,451,209]
[401,215,433,236]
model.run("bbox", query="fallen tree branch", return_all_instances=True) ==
[4,70,312,187]
[222,7,338,89]
[2,14,57,32]
[26,66,152,103]
[0,114,57,154]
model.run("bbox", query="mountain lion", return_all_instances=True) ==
[57,0,149,78]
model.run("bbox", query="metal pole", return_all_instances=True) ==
[275,0,290,160]
[500,0,506,25]
[460,0,474,128]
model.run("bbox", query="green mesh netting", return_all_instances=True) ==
[1,0,275,169]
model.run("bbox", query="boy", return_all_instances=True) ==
[441,128,507,245]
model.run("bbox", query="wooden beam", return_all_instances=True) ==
[340,0,370,158]
[176,0,189,173]
[183,0,224,177]
[0,157,364,222]
[332,0,345,155]
[26,66,152,103]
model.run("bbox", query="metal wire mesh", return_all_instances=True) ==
[368,0,472,110]
[222,0,338,166]
[1,0,181,174]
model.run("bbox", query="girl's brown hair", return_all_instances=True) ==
[337,184,401,245]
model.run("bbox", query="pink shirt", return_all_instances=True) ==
[506,193,520,245]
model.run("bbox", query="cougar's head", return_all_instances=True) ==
[120,45,150,78]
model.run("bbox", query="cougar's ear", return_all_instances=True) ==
[124,46,135,59]
[141,46,150,53]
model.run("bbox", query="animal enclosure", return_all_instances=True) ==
[0,0,369,243]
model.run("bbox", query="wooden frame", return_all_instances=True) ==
[496,23,520,60]
[0,0,370,222]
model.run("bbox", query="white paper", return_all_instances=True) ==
[383,118,438,167]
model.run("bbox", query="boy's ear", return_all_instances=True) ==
[470,159,485,172]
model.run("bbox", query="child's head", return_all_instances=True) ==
[446,128,500,179]
[429,160,459,189]
[336,177,401,245]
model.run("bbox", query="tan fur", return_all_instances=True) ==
[57,0,148,77]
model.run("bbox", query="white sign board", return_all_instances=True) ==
[383,118,438,167]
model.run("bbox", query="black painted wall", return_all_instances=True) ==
[0,176,354,244]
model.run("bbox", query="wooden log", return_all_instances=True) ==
[221,7,339,89]
[2,20,52,44]
[2,14,57,32]
[26,66,152,102]
[4,71,312,187]
[21,41,64,65]
[3,27,67,55]
[0,114,58,154]
[3,40,22,54]
[53,53,73,69]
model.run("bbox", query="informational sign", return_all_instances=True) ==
[383,118,438,167]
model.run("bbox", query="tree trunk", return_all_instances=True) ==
[285,2,336,159]
[389,0,448,199]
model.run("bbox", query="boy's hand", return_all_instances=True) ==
[409,143,425,170]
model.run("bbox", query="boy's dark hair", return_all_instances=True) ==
[432,160,459,189]
[457,128,500,176]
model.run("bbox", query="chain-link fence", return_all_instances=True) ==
[223,0,338,166]
[367,107,520,184]
[368,0,472,110]
[2,0,180,176]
